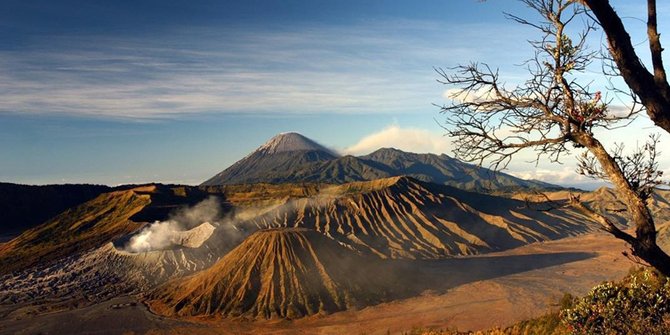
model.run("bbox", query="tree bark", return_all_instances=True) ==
[634,243,670,276]
[581,0,670,134]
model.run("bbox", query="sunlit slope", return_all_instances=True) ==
[512,187,670,227]
[245,176,593,259]
[0,176,596,275]
[148,228,393,319]
[0,185,209,274]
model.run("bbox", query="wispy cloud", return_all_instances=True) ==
[342,124,451,155]
[508,167,588,184]
[508,167,608,190]
[0,20,529,120]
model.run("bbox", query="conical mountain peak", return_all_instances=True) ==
[148,228,388,319]
[256,132,336,156]
[200,132,338,186]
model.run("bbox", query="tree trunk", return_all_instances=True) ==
[632,241,670,276]
[573,131,670,277]
[581,0,670,134]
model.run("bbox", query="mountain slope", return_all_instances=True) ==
[0,221,237,307]
[253,131,335,155]
[0,185,210,274]
[0,177,608,315]
[295,155,394,183]
[148,228,393,319]
[201,132,338,186]
[201,133,560,192]
[362,148,557,191]
[244,176,592,259]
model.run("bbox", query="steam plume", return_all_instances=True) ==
[124,196,222,253]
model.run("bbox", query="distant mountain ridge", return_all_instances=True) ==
[0,183,112,237]
[202,132,559,192]
[362,148,556,191]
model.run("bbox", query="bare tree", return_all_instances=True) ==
[437,0,670,275]
[579,0,670,134]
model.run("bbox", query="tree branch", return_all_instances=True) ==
[568,193,636,243]
[439,0,670,276]
[647,0,667,84]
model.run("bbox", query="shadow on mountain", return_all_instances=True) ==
[128,185,214,223]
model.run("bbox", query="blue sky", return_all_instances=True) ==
[1,0,669,187]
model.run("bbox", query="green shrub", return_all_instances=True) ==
[412,268,670,334]
[561,268,670,335]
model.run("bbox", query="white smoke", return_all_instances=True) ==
[124,196,223,253]
[125,220,182,253]
[122,194,341,253]
[167,196,222,228]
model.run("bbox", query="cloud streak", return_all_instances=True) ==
[0,21,529,120]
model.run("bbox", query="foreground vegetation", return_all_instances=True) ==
[407,267,670,335]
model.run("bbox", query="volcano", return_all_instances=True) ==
[250,176,592,258]
[201,132,338,186]
[201,132,559,192]
[148,228,393,319]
